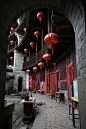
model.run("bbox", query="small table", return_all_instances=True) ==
[21,97,36,116]
[56,92,64,104]
[71,97,79,127]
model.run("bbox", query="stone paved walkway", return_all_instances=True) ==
[5,93,80,129]
[32,93,80,129]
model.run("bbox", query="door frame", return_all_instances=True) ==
[66,63,74,101]
[55,70,60,92]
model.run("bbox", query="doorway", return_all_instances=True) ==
[18,77,23,92]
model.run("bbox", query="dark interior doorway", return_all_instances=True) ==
[18,77,23,92]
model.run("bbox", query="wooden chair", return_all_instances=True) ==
[46,89,52,98]
[32,88,36,93]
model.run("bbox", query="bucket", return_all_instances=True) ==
[24,95,29,101]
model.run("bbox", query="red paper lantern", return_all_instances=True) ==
[26,69,30,74]
[24,28,26,32]
[33,67,38,73]
[10,40,14,45]
[30,42,34,49]
[38,62,44,71]
[37,12,45,24]
[43,53,51,66]
[44,33,59,55]
[11,27,14,31]
[10,57,13,61]
[24,48,28,54]
[34,31,40,39]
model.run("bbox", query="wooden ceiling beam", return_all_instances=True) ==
[52,23,72,29]
[52,15,66,20]
[53,27,74,33]
[58,34,74,38]
[55,44,70,47]
[32,27,42,30]
[59,39,73,43]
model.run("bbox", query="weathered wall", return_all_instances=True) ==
[14,50,28,92]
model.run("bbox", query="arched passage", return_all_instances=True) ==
[0,0,86,129]
[18,77,23,92]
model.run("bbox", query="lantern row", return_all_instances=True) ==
[10,11,59,72]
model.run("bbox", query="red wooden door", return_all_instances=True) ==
[66,64,74,100]
[49,73,55,96]
[69,67,73,98]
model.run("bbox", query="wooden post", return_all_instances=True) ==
[45,66,47,94]
[29,48,30,67]
[47,9,50,49]
[41,29,43,49]
[41,29,43,56]
[36,41,37,64]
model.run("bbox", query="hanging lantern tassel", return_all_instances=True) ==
[39,17,42,24]
[34,31,40,40]
[49,44,54,55]
[33,67,38,74]
[38,62,44,71]
[11,27,14,31]
[26,69,30,74]
[46,60,49,66]
[37,12,45,24]
[10,57,13,61]
[24,28,26,32]
[24,48,28,54]
[44,33,59,55]
[30,42,34,49]
[10,40,14,45]
[43,53,51,66]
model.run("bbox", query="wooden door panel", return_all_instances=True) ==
[50,73,55,96]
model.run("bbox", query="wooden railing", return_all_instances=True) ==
[23,43,48,69]
[8,12,27,38]
[37,43,47,63]
[7,12,29,54]
[30,56,36,67]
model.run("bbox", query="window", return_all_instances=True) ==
[24,57,26,62]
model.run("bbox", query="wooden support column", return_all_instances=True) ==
[45,66,47,94]
[47,10,49,48]
[29,48,30,67]
[41,29,43,49]
[47,9,51,49]
[41,29,43,56]
[36,41,37,64]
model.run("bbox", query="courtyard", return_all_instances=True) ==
[5,93,80,129]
